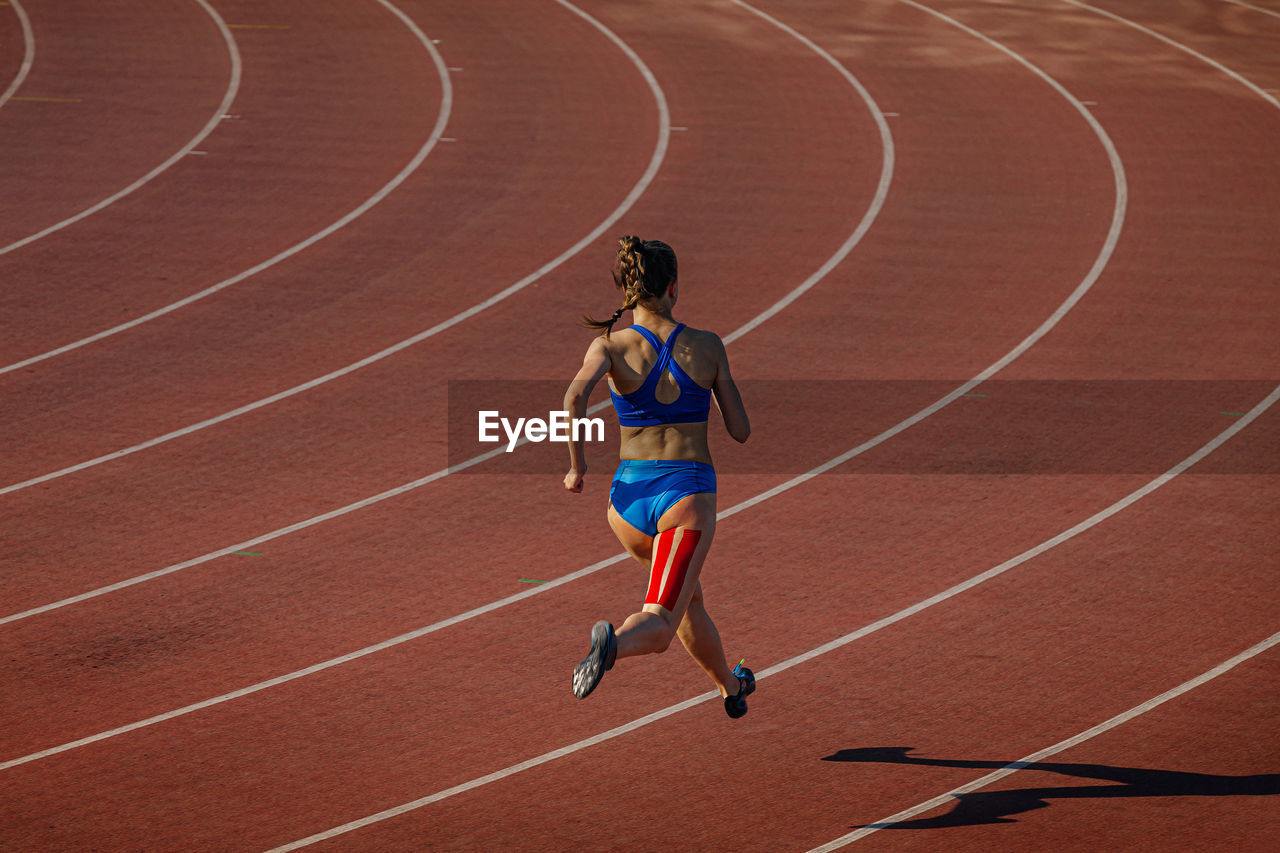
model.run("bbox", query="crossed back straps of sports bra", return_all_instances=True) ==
[609,324,712,426]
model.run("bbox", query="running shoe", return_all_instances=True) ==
[572,620,617,699]
[724,660,755,719]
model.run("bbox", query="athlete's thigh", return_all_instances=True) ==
[608,503,653,566]
[644,493,717,623]
[655,491,717,537]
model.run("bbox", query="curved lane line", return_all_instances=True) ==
[0,0,441,375]
[1065,0,1280,109]
[261,381,1280,852]
[0,0,241,258]
[722,0,894,345]
[0,0,668,496]
[0,0,34,109]
[815,627,1280,847]
[0,0,892,620]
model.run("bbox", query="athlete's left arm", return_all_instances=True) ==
[710,333,751,443]
[563,336,611,492]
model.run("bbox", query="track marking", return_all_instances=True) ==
[0,0,439,375]
[0,0,884,497]
[0,0,667,493]
[0,0,890,614]
[811,629,1280,848]
[0,0,895,768]
[0,0,669,488]
[1064,0,1280,110]
[1222,0,1280,21]
[227,24,292,30]
[0,0,240,260]
[0,0,34,110]
[0,0,1268,843]
[0,0,1113,800]
[261,384,1280,851]
[722,0,895,345]
[258,1,1277,834]
[0,0,1122,779]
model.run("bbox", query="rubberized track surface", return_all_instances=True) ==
[1,0,1277,849]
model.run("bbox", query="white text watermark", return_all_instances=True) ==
[478,411,605,452]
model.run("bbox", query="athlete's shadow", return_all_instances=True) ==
[823,746,1280,829]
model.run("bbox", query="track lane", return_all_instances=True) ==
[242,0,1280,846]
[0,0,887,611]
[0,0,1131,763]
[0,0,911,747]
[0,0,664,473]
[0,0,235,247]
[5,0,1274,840]
[0,0,671,501]
[0,0,1152,829]
[814,632,1280,849]
[0,0,444,372]
[377,466,1276,853]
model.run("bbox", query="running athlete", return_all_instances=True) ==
[563,235,754,718]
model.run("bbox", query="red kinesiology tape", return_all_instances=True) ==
[645,528,702,612]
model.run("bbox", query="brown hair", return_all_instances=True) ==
[583,235,678,336]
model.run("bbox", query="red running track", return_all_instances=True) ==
[1,0,1277,849]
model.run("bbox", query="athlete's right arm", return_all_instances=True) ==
[562,336,612,492]
[710,334,750,443]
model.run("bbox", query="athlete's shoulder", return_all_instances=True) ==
[676,324,722,346]
[678,325,726,357]
[581,332,614,364]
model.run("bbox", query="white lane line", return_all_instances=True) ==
[723,0,894,345]
[0,0,671,496]
[1065,0,1280,110]
[1222,0,1280,22]
[0,0,896,768]
[0,0,240,258]
[0,0,890,618]
[0,0,440,376]
[812,628,1280,848]
[262,384,1280,852]
[0,0,34,110]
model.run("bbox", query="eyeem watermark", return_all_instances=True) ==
[478,410,605,453]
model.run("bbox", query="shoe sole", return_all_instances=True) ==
[572,621,615,699]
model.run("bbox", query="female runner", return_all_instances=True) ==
[563,235,754,718]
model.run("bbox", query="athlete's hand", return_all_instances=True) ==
[564,468,585,493]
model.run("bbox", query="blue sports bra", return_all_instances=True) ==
[610,324,712,426]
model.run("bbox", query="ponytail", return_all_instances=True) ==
[582,235,677,336]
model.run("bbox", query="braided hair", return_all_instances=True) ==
[583,235,678,336]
